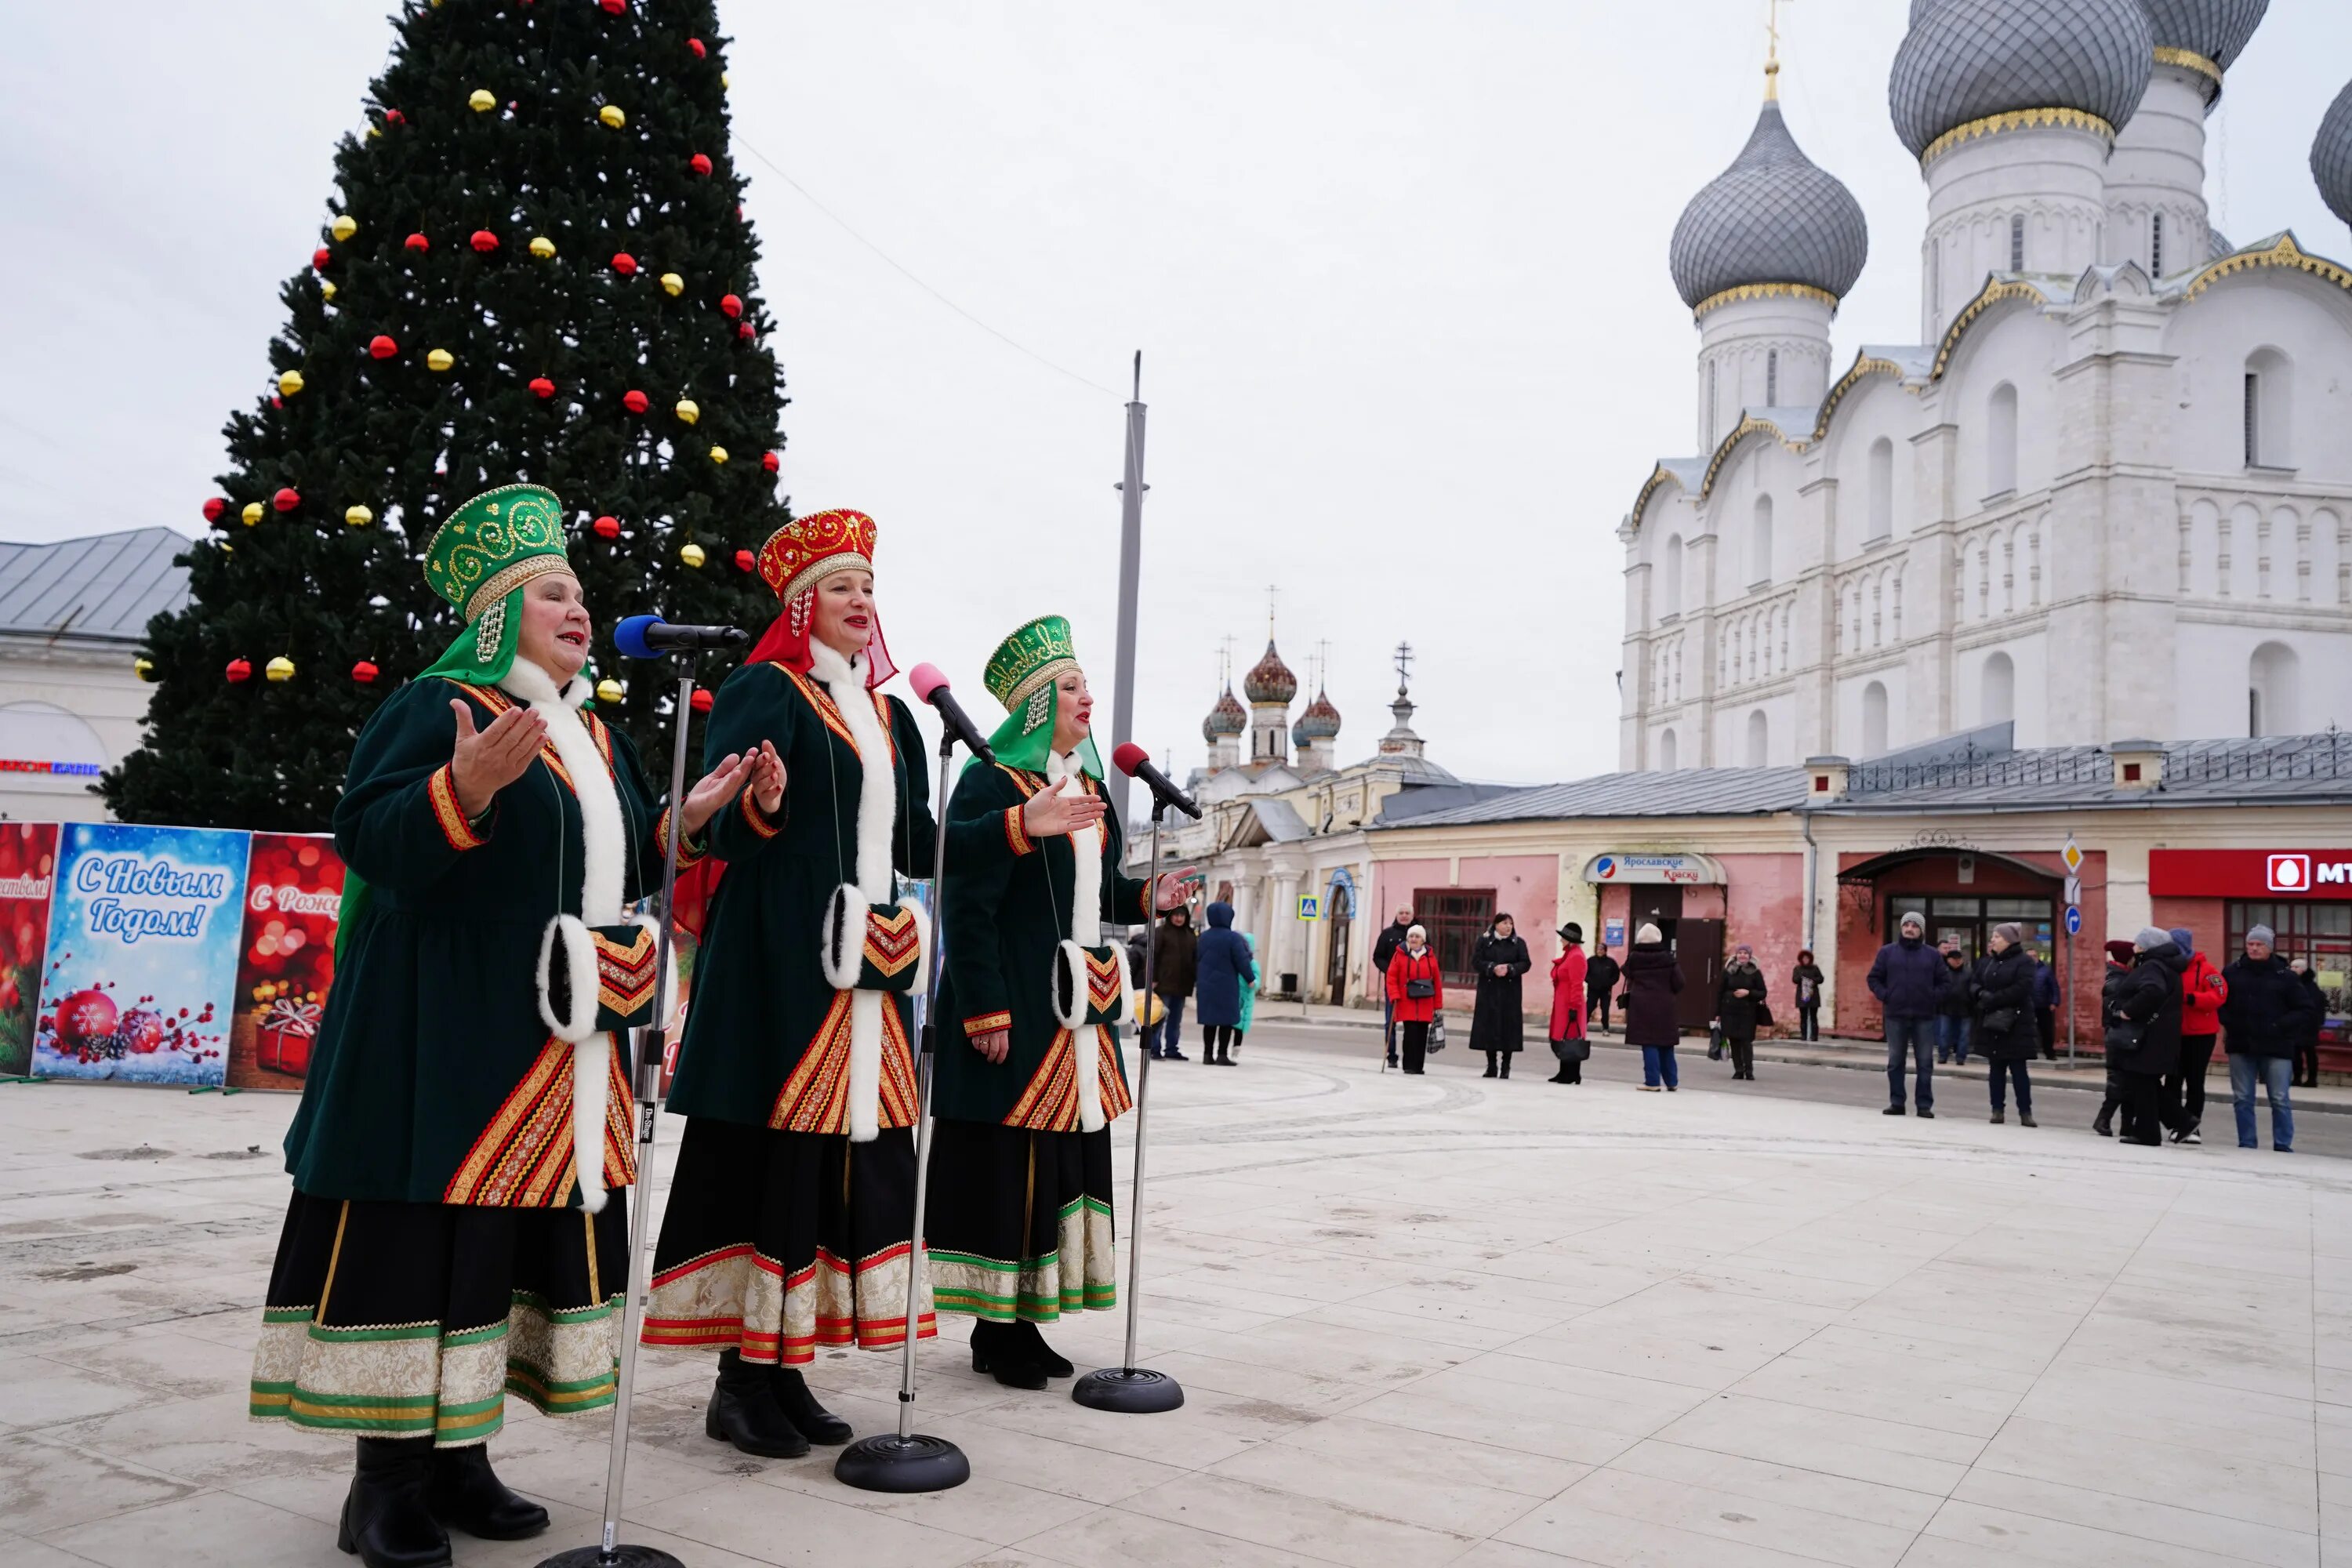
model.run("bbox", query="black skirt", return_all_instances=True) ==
[642,1119,933,1365]
[249,1189,628,1448]
[924,1120,1116,1323]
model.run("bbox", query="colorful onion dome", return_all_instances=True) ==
[1201,684,1247,741]
[1242,638,1298,705]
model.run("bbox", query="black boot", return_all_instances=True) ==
[769,1366,854,1446]
[1499,1054,1512,1079]
[968,1319,1047,1390]
[1482,1054,1497,1079]
[1015,1319,1075,1377]
[339,1437,451,1568]
[1548,1066,1573,1083]
[706,1348,809,1457]
[424,1443,547,1541]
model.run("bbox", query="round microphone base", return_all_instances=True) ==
[1071,1366,1185,1414]
[535,1544,685,1568]
[833,1432,971,1494]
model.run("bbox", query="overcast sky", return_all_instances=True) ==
[2,2,2348,785]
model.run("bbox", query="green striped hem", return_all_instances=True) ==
[929,1247,1056,1278]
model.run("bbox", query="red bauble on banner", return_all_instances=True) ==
[622,389,648,413]
[611,252,637,276]
[351,660,379,684]
[53,989,117,1054]
[593,515,621,540]
[760,451,779,473]
[734,548,755,572]
[690,688,713,713]
[235,833,348,1084]
[272,487,300,512]
[202,498,227,524]
[405,232,430,253]
[368,334,398,359]
[689,153,713,176]
[470,229,499,253]
[529,376,556,399]
[226,659,253,684]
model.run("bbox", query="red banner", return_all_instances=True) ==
[227,833,345,1089]
[0,824,58,1077]
[2148,848,2352,900]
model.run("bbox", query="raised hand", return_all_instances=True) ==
[1155,868,1201,911]
[1022,781,1106,838]
[749,739,786,815]
[449,699,546,818]
[681,751,756,837]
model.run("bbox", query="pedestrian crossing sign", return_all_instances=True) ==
[1297,895,1320,920]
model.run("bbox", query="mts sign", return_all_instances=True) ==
[2267,854,2352,892]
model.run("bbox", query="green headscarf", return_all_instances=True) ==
[976,614,1102,778]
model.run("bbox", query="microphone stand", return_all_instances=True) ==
[835,728,971,1491]
[1072,797,1185,1414]
[542,675,698,1568]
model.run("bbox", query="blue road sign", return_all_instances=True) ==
[2064,906,2082,936]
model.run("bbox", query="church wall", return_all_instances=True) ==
[1820,379,1919,561]
[2176,619,2352,741]
[1937,307,2066,512]
[1954,632,2046,744]
[2161,278,2352,485]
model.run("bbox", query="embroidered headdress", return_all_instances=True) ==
[980,614,1099,776]
[417,484,575,685]
[743,508,895,688]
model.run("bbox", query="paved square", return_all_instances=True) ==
[2,1026,2346,1566]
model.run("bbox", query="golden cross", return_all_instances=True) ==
[1765,0,1791,99]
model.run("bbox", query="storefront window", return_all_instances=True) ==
[2225,901,2350,1049]
[1415,889,1495,988]
[1886,895,2054,961]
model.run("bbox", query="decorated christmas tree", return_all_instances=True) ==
[104,0,786,829]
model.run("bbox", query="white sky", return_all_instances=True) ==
[2,2,2347,786]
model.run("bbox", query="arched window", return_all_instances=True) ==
[1751,496,1774,587]
[1981,652,2016,724]
[1708,360,1719,448]
[2249,643,2300,736]
[2009,212,2025,272]
[1861,681,1889,757]
[1867,437,1894,542]
[1662,533,1683,618]
[1766,349,1779,406]
[1927,241,1941,324]
[1659,728,1679,771]
[1987,383,2019,496]
[1745,709,1769,768]
[2245,347,2292,468]
[2151,212,2165,277]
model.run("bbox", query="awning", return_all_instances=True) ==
[1836,847,2059,885]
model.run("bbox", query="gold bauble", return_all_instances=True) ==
[320,281,336,301]
[528,236,556,259]
[344,504,374,527]
[365,125,381,140]
[265,656,296,684]
[679,543,707,568]
[132,657,154,681]
[329,215,358,241]
[241,502,263,526]
[708,445,729,465]
[277,369,305,396]
[720,71,730,89]
[469,88,496,113]
[595,678,626,704]
[426,348,454,372]
[673,398,699,425]
[659,271,684,297]
[598,103,626,129]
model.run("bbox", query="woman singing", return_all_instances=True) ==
[926,615,1193,1389]
[251,485,751,1568]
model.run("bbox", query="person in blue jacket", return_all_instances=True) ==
[1868,910,1948,1117]
[1232,931,1260,1061]
[1193,901,1257,1066]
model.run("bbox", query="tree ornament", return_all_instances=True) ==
[405,231,430,252]
[599,0,624,13]
[708,445,729,465]
[680,542,706,568]
[737,322,754,340]
[241,502,263,526]
[673,397,699,424]
[273,487,301,511]
[721,72,730,89]
[592,514,621,539]
[366,125,382,140]
[622,389,648,414]
[734,548,755,572]
[344,504,374,526]
[659,271,684,296]
[351,659,379,684]
[596,677,625,703]
[469,88,496,112]
[760,451,779,473]
[690,153,713,176]
[226,658,252,684]
[611,252,637,276]
[470,229,499,253]
[277,369,305,396]
[321,281,336,301]
[134,656,155,681]
[203,498,227,524]
[426,348,454,372]
[690,688,713,713]
[330,215,358,241]
[266,656,296,683]
[528,235,555,259]
[719,292,742,318]
[688,37,706,58]
[529,376,555,399]
[368,334,398,358]
[312,247,332,270]
[384,109,405,127]
[598,104,627,129]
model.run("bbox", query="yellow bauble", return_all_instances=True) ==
[673,398,699,425]
[426,348,454,372]
[595,678,626,704]
[469,88,495,112]
[366,125,381,140]
[720,71,730,89]
[265,656,296,684]
[344,504,374,527]
[320,281,336,301]
[133,657,154,681]
[680,543,707,568]
[528,236,556,259]
[329,215,358,241]
[659,272,684,297]
[278,369,304,396]
[598,103,626,129]
[241,502,263,526]
[708,445,729,465]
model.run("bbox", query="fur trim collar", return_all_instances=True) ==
[809,637,906,1142]
[1040,750,1108,1131]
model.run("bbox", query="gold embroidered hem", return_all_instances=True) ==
[1004,1026,1134,1130]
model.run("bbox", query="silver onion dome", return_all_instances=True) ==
[1890,0,2154,161]
[2314,79,2352,232]
[1668,100,1869,310]
[2139,0,2267,84]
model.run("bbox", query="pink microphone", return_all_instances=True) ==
[907,664,994,761]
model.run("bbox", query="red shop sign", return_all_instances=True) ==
[2148,849,2352,899]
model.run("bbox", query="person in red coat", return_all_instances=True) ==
[1385,924,1444,1076]
[1548,921,1588,1084]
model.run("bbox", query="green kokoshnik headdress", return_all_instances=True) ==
[417,483,576,685]
[978,613,1102,779]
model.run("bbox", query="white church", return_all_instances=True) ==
[1621,0,2352,769]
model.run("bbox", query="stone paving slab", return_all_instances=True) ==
[0,1026,2347,1566]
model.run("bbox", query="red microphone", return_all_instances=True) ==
[909,663,995,762]
[1112,742,1201,820]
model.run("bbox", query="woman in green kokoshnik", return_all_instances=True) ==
[926,615,1195,1389]
[249,485,753,1568]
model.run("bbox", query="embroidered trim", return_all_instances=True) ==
[964,1011,1011,1038]
[1004,804,1033,857]
[739,786,781,839]
[428,764,488,851]
[766,991,920,1134]
[463,554,574,624]
[1004,1027,1131,1131]
[655,806,706,868]
[444,1039,635,1207]
[457,682,617,795]
[775,664,898,767]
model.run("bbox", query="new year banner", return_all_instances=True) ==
[32,823,249,1084]
[228,833,346,1091]
[0,823,60,1077]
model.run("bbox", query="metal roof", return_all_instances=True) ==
[0,528,192,644]
[1381,767,1812,828]
[1891,0,2153,161]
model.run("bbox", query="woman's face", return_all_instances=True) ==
[1406,930,1425,952]
[1494,917,1514,940]
[1988,931,2012,953]
[517,572,591,681]
[810,571,875,659]
[1051,668,1094,753]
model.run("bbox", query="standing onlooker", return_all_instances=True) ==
[1585,944,1622,1034]
[1471,913,1533,1080]
[1149,906,1198,1061]
[1372,905,1414,1067]
[1232,931,1259,1061]
[2164,926,2227,1145]
[1385,924,1443,1075]
[2217,924,2310,1152]
[2093,940,2136,1136]
[1192,901,1254,1067]
[1791,949,1825,1041]
[1548,922,1588,1085]
[2032,953,2060,1060]
[1869,911,1947,1117]
[1973,923,2039,1126]
[1622,923,1684,1091]
[1935,942,1974,1065]
[2103,928,2186,1146]
[1715,942,1768,1081]
[2291,957,2325,1088]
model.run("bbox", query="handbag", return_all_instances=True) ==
[1552,1036,1591,1063]
[2103,1017,2146,1054]
[1981,1006,2022,1035]
[1428,1013,1447,1053]
[1755,1002,1773,1028]
[1405,976,1436,1000]
[1707,1022,1726,1061]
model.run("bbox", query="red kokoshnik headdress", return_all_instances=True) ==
[743,508,897,687]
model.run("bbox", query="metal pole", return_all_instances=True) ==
[2066,925,2076,1069]
[1108,352,1147,833]
[1120,807,1164,1374]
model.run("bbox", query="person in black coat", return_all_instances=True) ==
[1621,924,1684,1090]
[1372,905,1414,1063]
[1934,944,1975,1065]
[2291,958,2325,1089]
[1585,947,1623,1033]
[1149,905,1199,1060]
[1715,943,1767,1080]
[1973,922,2040,1126]
[2103,928,2186,1146]
[2218,926,2312,1151]
[1470,913,1533,1079]
[1791,950,1825,1042]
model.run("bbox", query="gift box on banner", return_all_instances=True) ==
[228,834,345,1091]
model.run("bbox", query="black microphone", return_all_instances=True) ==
[614,615,750,658]
[1112,742,1201,820]
[909,665,996,763]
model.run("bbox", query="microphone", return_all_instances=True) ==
[614,615,750,659]
[1112,742,1200,820]
[908,664,996,763]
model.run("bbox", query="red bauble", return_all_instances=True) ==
[689,153,713,176]
[689,688,713,713]
[592,514,621,539]
[760,451,779,473]
[405,231,430,253]
[202,498,227,524]
[351,659,379,684]
[738,323,755,340]
[529,376,556,399]
[312,247,332,270]
[611,252,637,276]
[622,389,649,414]
[270,395,284,409]
[719,292,742,318]
[734,548,756,572]
[385,108,406,126]
[118,1008,165,1055]
[273,486,300,511]
[54,989,117,1052]
[470,229,499,253]
[368,334,398,359]
[226,658,252,684]
[600,0,624,12]
[688,37,706,57]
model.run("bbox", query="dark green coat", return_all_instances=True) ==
[283,677,673,1207]
[934,762,1155,1127]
